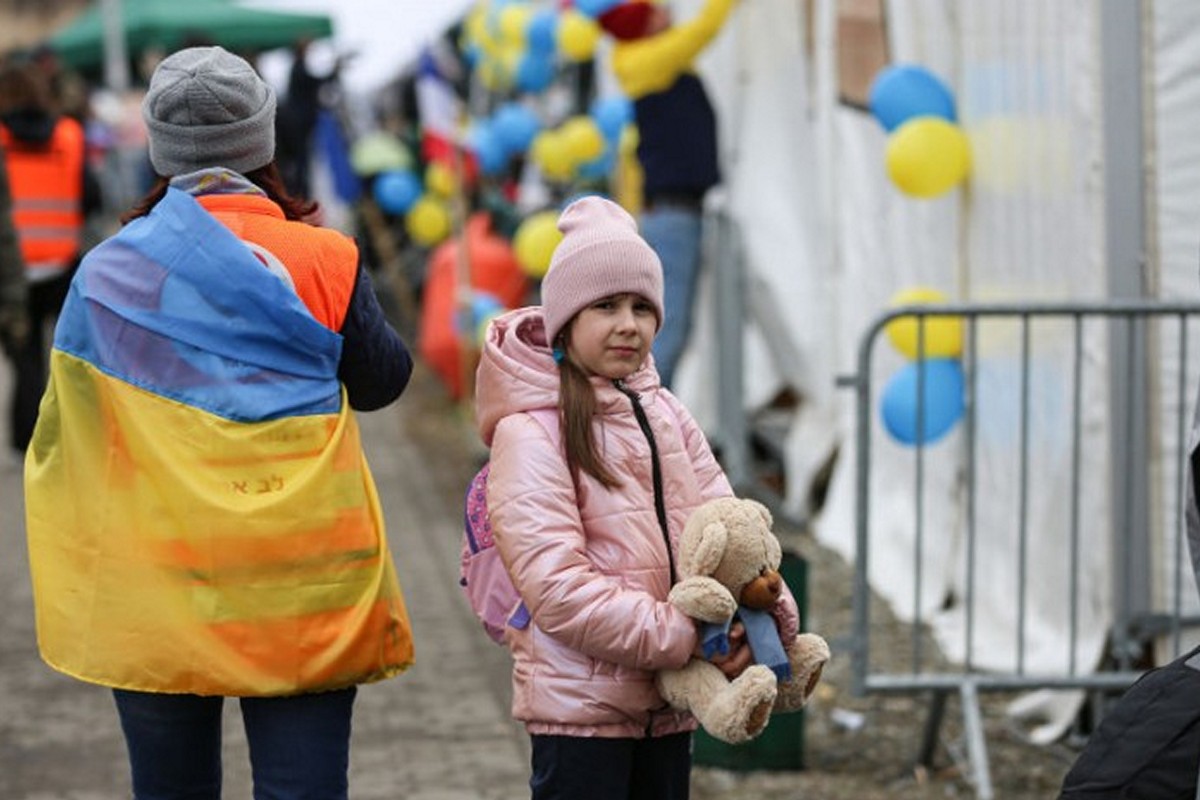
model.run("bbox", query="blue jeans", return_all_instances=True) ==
[112,687,356,800]
[640,206,703,390]
[529,732,692,800]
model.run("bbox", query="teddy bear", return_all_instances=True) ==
[655,496,831,744]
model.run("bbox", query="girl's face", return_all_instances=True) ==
[565,293,658,380]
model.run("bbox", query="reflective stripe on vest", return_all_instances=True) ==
[24,189,413,696]
[0,118,85,273]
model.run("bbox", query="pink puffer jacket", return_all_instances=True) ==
[475,307,798,738]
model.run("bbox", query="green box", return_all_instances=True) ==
[692,551,808,771]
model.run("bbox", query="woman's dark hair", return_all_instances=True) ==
[556,328,621,489]
[120,162,318,225]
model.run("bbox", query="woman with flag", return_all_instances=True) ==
[24,46,415,800]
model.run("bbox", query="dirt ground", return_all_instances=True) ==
[405,366,1085,800]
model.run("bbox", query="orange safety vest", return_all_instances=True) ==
[25,189,413,697]
[0,117,85,275]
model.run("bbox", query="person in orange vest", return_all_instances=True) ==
[0,59,100,455]
[24,46,415,799]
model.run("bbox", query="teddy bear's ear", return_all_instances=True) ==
[747,499,773,530]
[678,519,728,577]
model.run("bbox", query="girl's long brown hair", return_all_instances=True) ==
[120,162,318,225]
[557,329,622,489]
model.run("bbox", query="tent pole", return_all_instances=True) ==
[99,0,129,92]
[1101,0,1151,665]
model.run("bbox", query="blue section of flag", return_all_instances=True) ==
[54,188,344,421]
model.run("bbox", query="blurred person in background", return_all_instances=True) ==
[0,59,100,457]
[599,0,740,390]
[277,36,349,199]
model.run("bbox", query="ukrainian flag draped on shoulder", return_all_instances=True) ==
[25,188,413,696]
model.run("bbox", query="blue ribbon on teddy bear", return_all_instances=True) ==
[701,606,792,681]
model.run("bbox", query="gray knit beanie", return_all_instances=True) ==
[541,196,664,345]
[142,46,276,176]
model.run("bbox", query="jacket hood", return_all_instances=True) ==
[473,305,662,446]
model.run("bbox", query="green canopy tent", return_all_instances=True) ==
[48,0,333,75]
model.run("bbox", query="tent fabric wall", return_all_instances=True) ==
[1151,0,1200,623]
[672,0,1200,681]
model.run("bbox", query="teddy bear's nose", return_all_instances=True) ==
[763,569,782,597]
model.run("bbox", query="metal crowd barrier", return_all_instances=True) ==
[837,300,1200,799]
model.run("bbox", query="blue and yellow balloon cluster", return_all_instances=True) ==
[370,165,454,247]
[462,0,621,95]
[454,2,640,186]
[869,64,971,199]
[879,288,966,446]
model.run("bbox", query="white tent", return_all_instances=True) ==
[655,0,1200,685]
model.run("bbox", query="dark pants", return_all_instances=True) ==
[112,686,356,800]
[8,266,74,453]
[529,732,692,800]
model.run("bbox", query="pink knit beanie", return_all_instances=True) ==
[541,196,664,345]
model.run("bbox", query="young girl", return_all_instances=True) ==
[474,196,801,799]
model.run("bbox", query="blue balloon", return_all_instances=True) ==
[373,169,421,215]
[516,52,556,94]
[467,124,509,176]
[492,103,541,155]
[880,358,965,445]
[526,8,559,54]
[590,94,633,141]
[869,64,956,132]
[471,292,504,327]
[575,0,623,17]
[461,43,481,68]
[455,292,505,335]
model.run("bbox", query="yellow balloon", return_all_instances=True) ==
[559,115,606,164]
[475,57,508,92]
[405,196,452,247]
[885,117,971,198]
[618,122,639,156]
[558,10,600,62]
[531,130,574,182]
[498,43,523,79]
[464,4,488,46]
[425,161,456,198]
[498,4,532,45]
[884,287,963,359]
[513,210,563,278]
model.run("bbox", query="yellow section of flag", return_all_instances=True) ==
[25,351,413,696]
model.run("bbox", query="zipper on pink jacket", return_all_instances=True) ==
[614,379,677,584]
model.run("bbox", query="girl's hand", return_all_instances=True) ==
[696,621,754,679]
